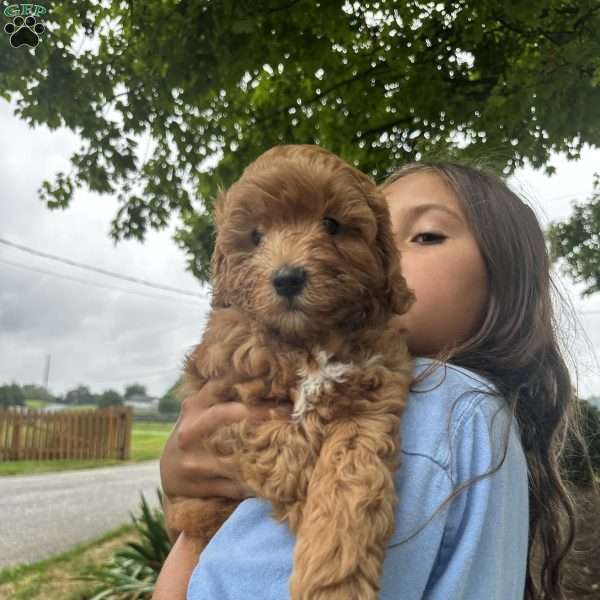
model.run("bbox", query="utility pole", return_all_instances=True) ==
[43,353,51,389]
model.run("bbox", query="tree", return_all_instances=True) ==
[98,389,124,408]
[124,383,147,399]
[64,384,95,405]
[21,384,55,403]
[2,1,599,285]
[159,394,180,415]
[159,377,184,415]
[0,383,25,407]
[547,175,600,296]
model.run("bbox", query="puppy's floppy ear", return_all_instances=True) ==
[365,187,415,316]
[209,186,230,308]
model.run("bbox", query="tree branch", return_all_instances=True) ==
[352,116,414,144]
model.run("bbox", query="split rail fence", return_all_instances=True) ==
[0,406,133,461]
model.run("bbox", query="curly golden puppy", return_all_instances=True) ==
[167,144,414,600]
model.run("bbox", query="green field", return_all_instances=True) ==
[23,400,49,410]
[130,421,174,461]
[0,421,175,476]
[23,401,98,411]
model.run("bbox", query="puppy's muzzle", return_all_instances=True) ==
[272,265,307,299]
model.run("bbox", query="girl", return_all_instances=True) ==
[156,161,579,600]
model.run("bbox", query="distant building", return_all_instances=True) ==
[124,394,159,412]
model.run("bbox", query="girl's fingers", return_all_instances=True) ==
[168,476,255,500]
[176,402,248,449]
[199,478,256,500]
[177,401,293,448]
[161,435,248,497]
[162,381,294,501]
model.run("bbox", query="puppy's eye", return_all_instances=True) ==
[322,217,340,236]
[251,229,263,246]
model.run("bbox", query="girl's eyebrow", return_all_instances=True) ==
[403,202,463,224]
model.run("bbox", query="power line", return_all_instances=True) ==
[0,236,207,299]
[90,366,184,387]
[0,257,209,308]
[2,238,598,316]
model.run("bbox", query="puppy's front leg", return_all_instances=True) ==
[205,416,319,515]
[289,417,398,600]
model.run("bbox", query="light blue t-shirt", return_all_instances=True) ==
[187,358,529,600]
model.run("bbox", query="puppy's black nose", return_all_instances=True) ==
[272,265,307,298]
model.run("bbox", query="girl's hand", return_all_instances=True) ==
[160,377,293,502]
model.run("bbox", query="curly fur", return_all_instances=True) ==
[166,144,414,599]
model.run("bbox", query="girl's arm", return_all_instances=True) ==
[156,378,294,598]
[152,531,199,600]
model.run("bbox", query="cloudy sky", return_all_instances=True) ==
[1,96,599,400]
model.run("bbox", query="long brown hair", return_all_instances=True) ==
[378,161,589,600]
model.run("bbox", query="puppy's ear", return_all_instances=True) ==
[365,187,415,316]
[209,187,230,308]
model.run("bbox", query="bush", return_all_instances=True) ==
[76,490,172,599]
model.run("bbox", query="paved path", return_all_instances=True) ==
[0,461,161,569]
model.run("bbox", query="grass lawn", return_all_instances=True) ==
[59,404,98,411]
[130,421,175,461]
[0,421,175,476]
[0,525,138,600]
[23,400,49,410]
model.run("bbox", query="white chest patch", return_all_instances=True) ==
[292,350,354,421]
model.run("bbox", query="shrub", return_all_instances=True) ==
[76,490,172,599]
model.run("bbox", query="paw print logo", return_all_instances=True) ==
[4,15,45,48]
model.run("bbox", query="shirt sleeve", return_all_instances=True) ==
[381,396,529,600]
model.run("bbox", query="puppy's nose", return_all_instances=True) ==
[272,265,307,298]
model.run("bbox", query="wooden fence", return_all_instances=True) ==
[0,406,133,461]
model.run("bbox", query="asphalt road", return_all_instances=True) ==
[0,461,161,570]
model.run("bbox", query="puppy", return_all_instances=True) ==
[167,144,414,600]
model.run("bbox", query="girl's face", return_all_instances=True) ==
[382,171,489,357]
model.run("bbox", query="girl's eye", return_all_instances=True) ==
[322,217,340,235]
[250,229,263,246]
[412,232,446,244]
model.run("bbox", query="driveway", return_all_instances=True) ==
[0,461,161,570]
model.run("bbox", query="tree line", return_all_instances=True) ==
[0,380,183,414]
